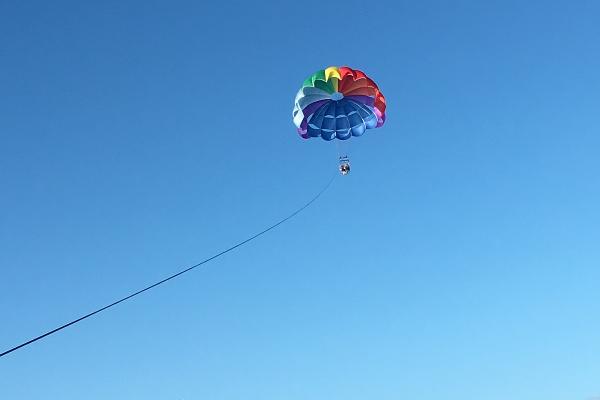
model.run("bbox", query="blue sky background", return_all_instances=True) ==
[1,1,600,399]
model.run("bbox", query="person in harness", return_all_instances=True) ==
[339,162,350,175]
[339,156,350,175]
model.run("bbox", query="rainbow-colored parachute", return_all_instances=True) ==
[293,66,386,140]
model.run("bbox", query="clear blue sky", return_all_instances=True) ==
[1,1,599,399]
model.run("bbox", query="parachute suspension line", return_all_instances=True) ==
[0,175,336,359]
[335,139,351,175]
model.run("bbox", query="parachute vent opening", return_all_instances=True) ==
[331,91,344,101]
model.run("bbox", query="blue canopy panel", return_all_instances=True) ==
[306,98,378,141]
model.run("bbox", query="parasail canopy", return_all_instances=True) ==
[293,66,386,141]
